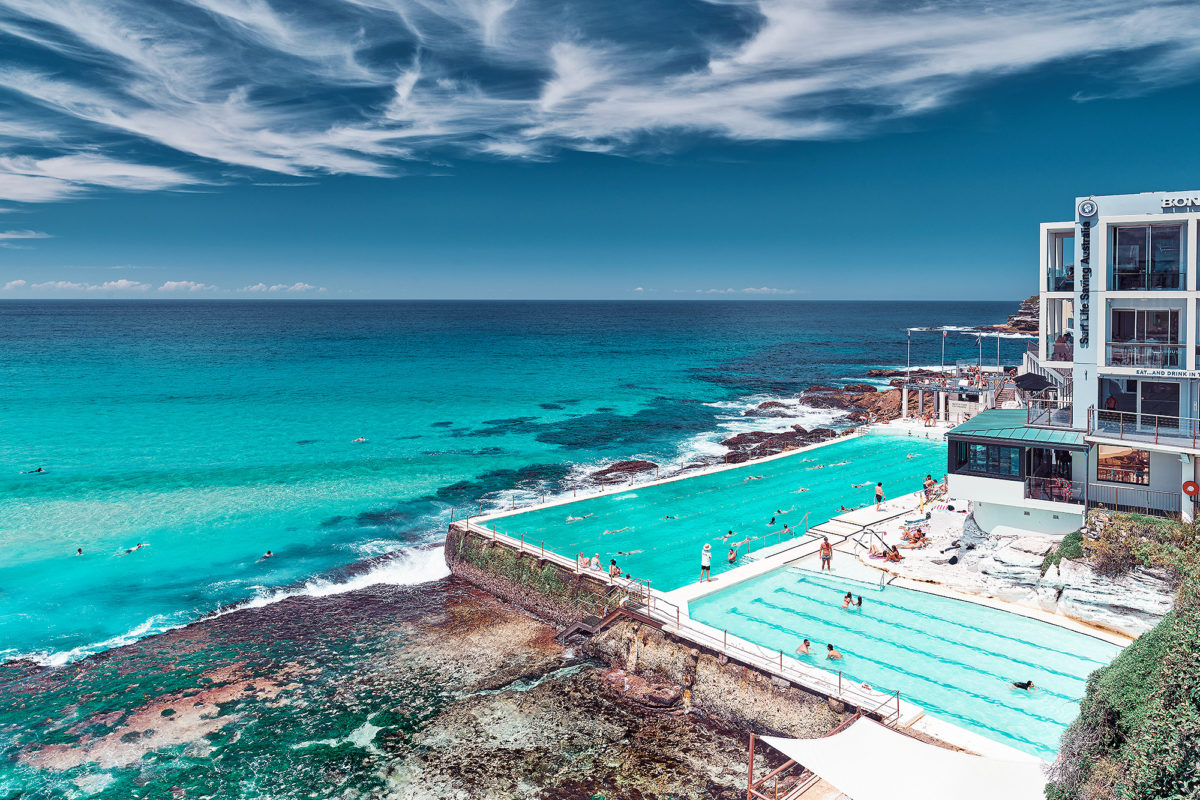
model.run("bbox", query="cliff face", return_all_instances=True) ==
[978,296,1039,335]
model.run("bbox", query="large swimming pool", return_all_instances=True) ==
[488,434,945,591]
[689,568,1120,759]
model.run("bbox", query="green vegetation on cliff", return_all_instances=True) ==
[1047,513,1200,800]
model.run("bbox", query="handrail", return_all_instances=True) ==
[731,512,812,562]
[1090,407,1200,448]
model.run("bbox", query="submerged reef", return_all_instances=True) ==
[0,577,771,799]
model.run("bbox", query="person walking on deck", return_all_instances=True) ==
[874,482,885,511]
[700,543,712,582]
[819,537,833,571]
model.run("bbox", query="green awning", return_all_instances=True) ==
[948,409,1088,451]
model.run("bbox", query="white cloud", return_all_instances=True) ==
[31,280,86,290]
[0,229,50,240]
[698,287,796,295]
[239,281,324,293]
[0,0,1197,203]
[87,279,150,291]
[3,279,27,290]
[159,280,216,291]
[633,287,644,292]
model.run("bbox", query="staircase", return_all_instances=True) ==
[554,600,658,644]
[995,382,1018,407]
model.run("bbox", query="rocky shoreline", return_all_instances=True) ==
[0,576,782,800]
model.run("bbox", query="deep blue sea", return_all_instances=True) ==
[0,300,1027,665]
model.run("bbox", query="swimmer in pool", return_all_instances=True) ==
[768,516,775,526]
[796,638,811,655]
[24,467,45,474]
[663,515,676,520]
[842,592,853,609]
[744,475,765,481]
[75,548,82,556]
[852,482,870,488]
[611,550,643,556]
[826,644,843,660]
[123,543,147,555]
[262,550,273,559]
[1012,680,1036,691]
[796,488,809,493]
[566,513,593,522]
[721,530,736,541]
[604,527,630,534]
[808,465,825,470]
[830,461,849,466]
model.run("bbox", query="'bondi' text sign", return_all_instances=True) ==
[1161,196,1200,209]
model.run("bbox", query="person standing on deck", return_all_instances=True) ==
[875,482,885,511]
[819,537,833,571]
[700,543,712,581]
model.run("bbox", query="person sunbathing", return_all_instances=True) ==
[868,542,885,558]
[884,546,903,562]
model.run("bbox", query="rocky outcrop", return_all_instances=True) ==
[977,296,1039,335]
[591,459,658,483]
[743,400,794,418]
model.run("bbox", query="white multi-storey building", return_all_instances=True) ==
[948,190,1200,534]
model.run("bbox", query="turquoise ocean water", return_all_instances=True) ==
[0,300,1026,665]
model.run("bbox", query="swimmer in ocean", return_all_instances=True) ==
[566,513,593,522]
[604,527,630,534]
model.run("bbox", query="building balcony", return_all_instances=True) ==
[1046,268,1074,293]
[1110,268,1186,291]
[1105,342,1185,369]
[1086,483,1182,517]
[1025,477,1083,505]
[1090,408,1200,449]
[1027,399,1073,428]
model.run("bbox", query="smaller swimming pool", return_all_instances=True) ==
[688,568,1120,759]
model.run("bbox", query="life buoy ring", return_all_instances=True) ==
[1184,481,1199,497]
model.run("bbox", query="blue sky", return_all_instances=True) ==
[2,0,1200,299]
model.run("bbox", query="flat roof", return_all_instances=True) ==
[948,410,1087,450]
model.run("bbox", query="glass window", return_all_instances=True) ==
[1112,225,1185,290]
[957,442,1021,477]
[1109,309,1179,343]
[1097,445,1149,485]
[1048,232,1075,292]
[1141,381,1180,421]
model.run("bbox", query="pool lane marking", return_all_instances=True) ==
[779,581,1112,668]
[722,604,1078,731]
[743,597,1086,706]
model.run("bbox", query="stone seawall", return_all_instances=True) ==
[446,523,853,738]
[445,523,617,627]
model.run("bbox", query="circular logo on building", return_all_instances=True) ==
[1078,199,1098,217]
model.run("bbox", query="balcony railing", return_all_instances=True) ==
[1090,408,1200,448]
[1106,342,1185,368]
[1046,336,1074,362]
[1087,483,1182,517]
[1047,269,1074,293]
[1111,268,1186,291]
[1025,477,1084,505]
[1027,398,1074,428]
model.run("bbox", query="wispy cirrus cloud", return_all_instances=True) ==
[0,0,1198,203]
[159,280,216,292]
[0,228,50,247]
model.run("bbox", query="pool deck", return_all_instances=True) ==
[463,421,1115,766]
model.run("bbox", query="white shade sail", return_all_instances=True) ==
[760,719,1045,800]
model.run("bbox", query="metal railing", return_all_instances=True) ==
[1111,269,1186,291]
[1026,398,1074,429]
[1090,408,1200,448]
[1106,342,1185,368]
[458,518,904,723]
[1021,349,1072,393]
[1025,476,1084,505]
[1087,483,1182,517]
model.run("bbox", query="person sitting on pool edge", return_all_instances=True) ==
[796,639,811,655]
[826,644,843,660]
[609,559,622,578]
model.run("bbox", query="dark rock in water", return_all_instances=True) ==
[725,451,751,464]
[842,383,877,393]
[748,430,811,458]
[846,410,870,422]
[539,402,565,410]
[790,425,808,434]
[799,393,853,410]
[804,385,838,393]
[721,431,775,450]
[743,400,795,418]
[591,459,658,483]
[807,428,837,439]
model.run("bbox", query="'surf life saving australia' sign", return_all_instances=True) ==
[1078,220,1091,347]
[1162,196,1200,209]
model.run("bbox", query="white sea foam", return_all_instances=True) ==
[6,545,451,667]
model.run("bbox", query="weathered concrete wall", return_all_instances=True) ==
[446,523,852,738]
[445,524,616,627]
[587,618,849,738]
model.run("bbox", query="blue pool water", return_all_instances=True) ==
[689,568,1121,759]
[490,434,945,591]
